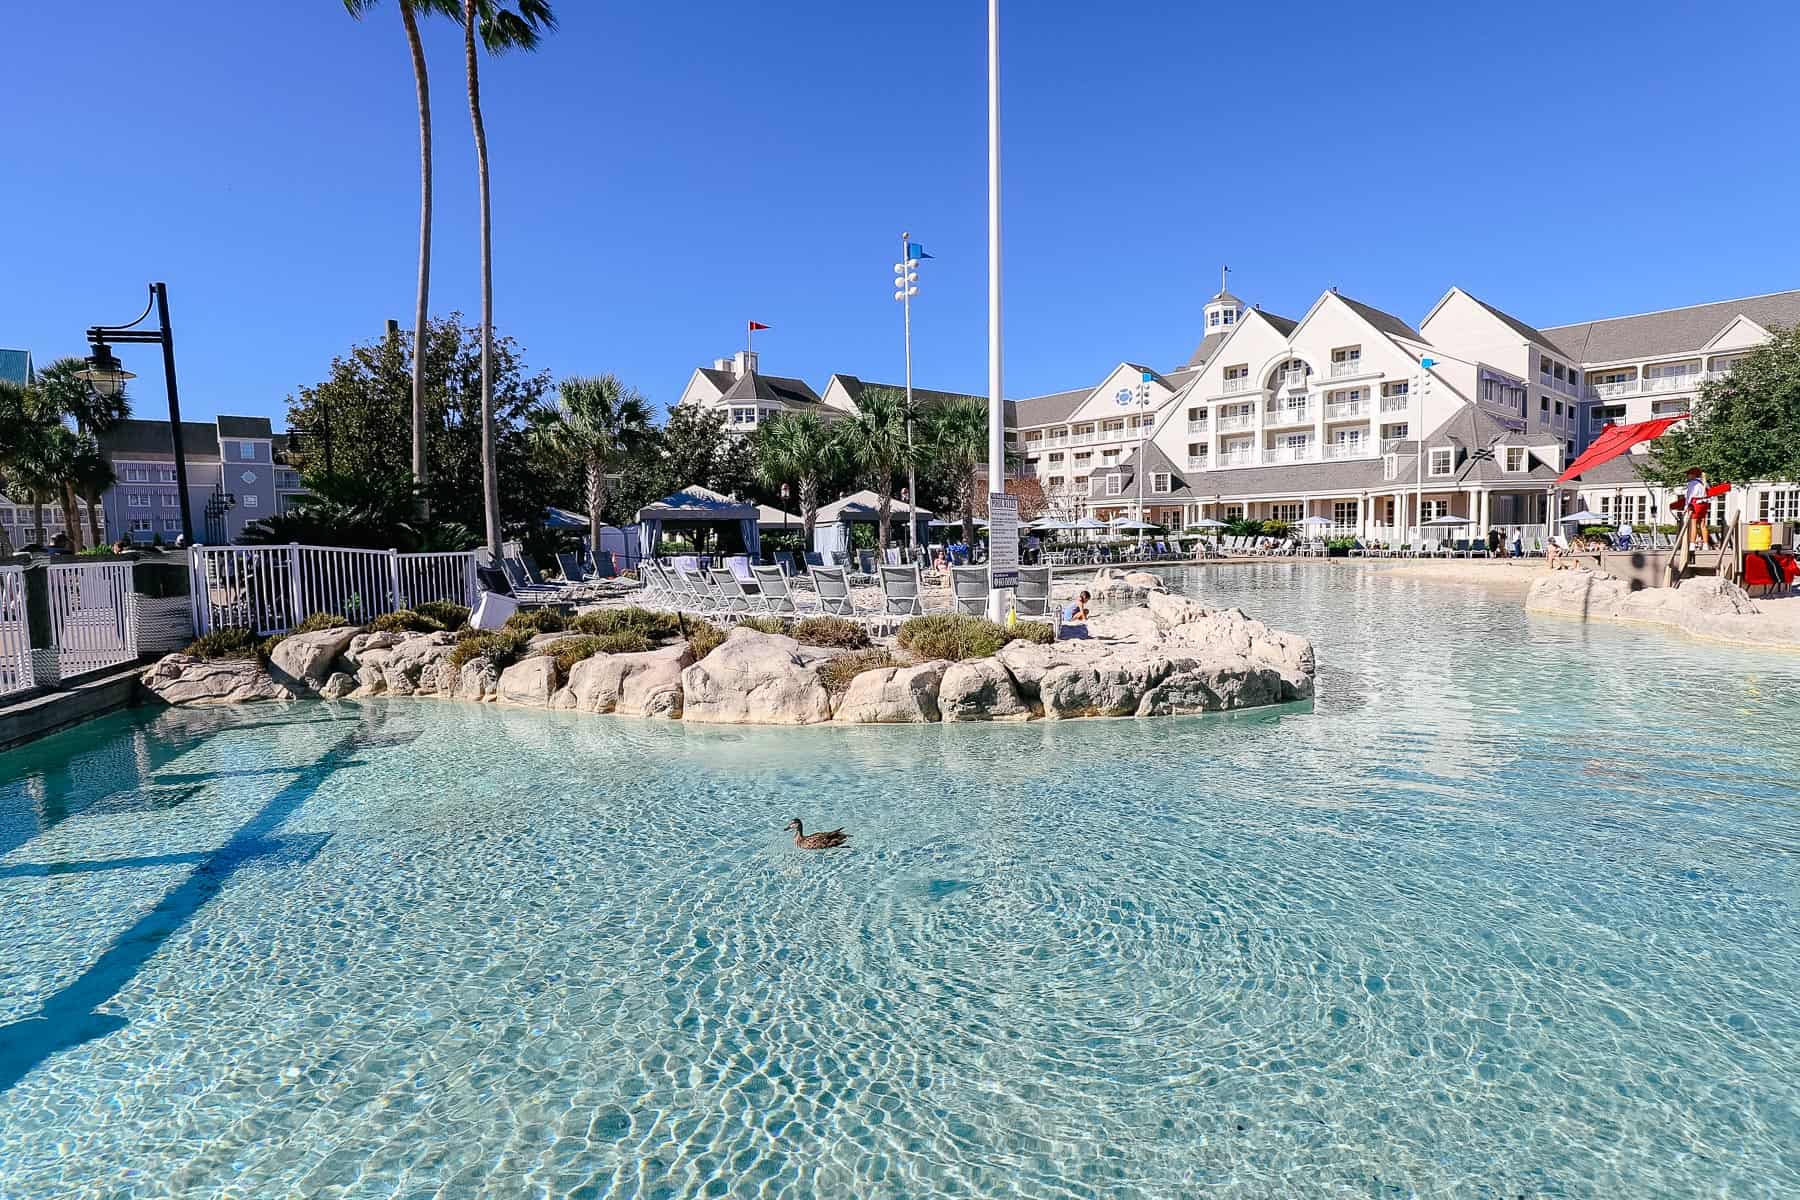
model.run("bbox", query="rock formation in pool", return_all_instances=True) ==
[140,593,1315,723]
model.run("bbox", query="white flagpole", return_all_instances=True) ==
[986,0,1006,620]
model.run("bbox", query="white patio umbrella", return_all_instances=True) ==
[1559,509,1605,523]
[1187,518,1228,529]
[1073,517,1107,529]
[1029,518,1076,531]
[1297,516,1334,528]
[1110,518,1159,530]
[1423,515,1473,527]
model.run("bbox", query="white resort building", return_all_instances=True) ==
[674,283,1800,539]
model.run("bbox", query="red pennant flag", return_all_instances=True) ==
[747,321,771,332]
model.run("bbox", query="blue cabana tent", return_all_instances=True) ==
[636,486,761,561]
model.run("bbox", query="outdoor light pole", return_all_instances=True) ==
[894,234,921,556]
[986,0,1007,620]
[1134,375,1151,551]
[80,282,194,544]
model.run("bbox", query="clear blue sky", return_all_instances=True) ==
[7,1,1799,425]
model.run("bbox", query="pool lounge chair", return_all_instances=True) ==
[1013,566,1054,625]
[709,567,758,617]
[809,566,864,624]
[878,564,928,632]
[949,566,988,616]
[751,565,808,616]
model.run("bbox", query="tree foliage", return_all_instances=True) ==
[529,374,653,555]
[1643,325,1800,487]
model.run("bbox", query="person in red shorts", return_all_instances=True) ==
[1683,468,1712,550]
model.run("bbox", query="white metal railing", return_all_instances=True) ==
[1222,376,1252,394]
[1324,441,1371,460]
[1380,395,1411,413]
[1264,405,1315,426]
[188,544,479,635]
[1329,359,1364,378]
[1186,420,1208,434]
[1643,373,1701,394]
[1325,400,1367,420]
[47,562,137,678]
[1217,414,1255,432]
[1186,455,1209,470]
[1588,379,1637,399]
[1277,369,1308,389]
[1263,446,1316,465]
[1218,451,1255,467]
[0,566,33,697]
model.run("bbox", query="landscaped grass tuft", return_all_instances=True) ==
[448,628,532,672]
[293,612,354,634]
[686,620,728,661]
[182,626,263,660]
[792,616,870,650]
[816,649,899,695]
[568,607,681,641]
[504,609,567,635]
[369,609,444,634]
[413,600,471,630]
[896,614,1010,661]
[737,616,789,636]
[1006,621,1057,645]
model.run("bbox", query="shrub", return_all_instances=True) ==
[504,608,567,635]
[1005,620,1056,645]
[542,635,605,678]
[369,608,442,634]
[737,615,789,636]
[293,612,354,635]
[816,649,899,695]
[591,631,654,656]
[569,607,681,641]
[183,626,263,660]
[896,613,1010,661]
[792,615,869,649]
[413,600,470,630]
[447,628,532,672]
[686,620,728,661]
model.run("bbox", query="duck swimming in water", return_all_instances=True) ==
[784,818,850,850]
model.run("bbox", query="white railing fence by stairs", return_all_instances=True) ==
[46,562,138,678]
[188,545,479,635]
[0,566,33,698]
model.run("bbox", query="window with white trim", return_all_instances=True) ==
[1333,501,1357,527]
[1381,423,1409,441]
[128,493,151,508]
[1504,446,1527,473]
[158,467,177,482]
[163,518,181,532]
[237,441,255,461]
[161,493,180,507]
[1270,502,1303,523]
[1331,346,1361,365]
[242,494,258,508]
[1760,489,1800,522]
[1223,504,1244,522]
[1422,499,1449,522]
[1105,474,1125,497]
[1152,472,1171,494]
[124,466,149,482]
[1428,448,1454,477]
[1383,454,1399,481]
[130,518,152,533]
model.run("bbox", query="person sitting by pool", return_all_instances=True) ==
[1060,590,1091,638]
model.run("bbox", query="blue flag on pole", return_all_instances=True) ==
[908,243,934,260]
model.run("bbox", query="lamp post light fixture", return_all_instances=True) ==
[893,235,924,556]
[79,282,194,545]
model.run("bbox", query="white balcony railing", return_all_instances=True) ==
[1643,373,1703,394]
[1218,450,1255,467]
[1588,380,1638,399]
[1186,456,1209,471]
[1217,414,1255,432]
[1324,441,1371,460]
[1379,395,1411,413]
[1328,359,1364,379]
[1325,400,1367,420]
[1277,369,1309,389]
[1264,405,1315,427]
[1186,420,1208,435]
[1222,376,1252,394]
[1263,445,1315,465]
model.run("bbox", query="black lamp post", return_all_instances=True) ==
[79,282,194,544]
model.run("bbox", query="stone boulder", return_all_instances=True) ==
[496,655,559,707]
[351,665,386,698]
[680,629,833,725]
[1091,567,1167,599]
[554,643,692,719]
[319,671,357,700]
[343,630,405,671]
[268,626,360,688]
[1527,568,1769,646]
[140,654,299,706]
[454,657,501,702]
[381,632,459,697]
[938,658,1030,721]
[833,660,947,724]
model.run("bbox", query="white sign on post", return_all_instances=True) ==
[987,492,1019,589]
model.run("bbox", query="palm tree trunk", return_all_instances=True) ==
[60,484,84,551]
[464,0,501,556]
[962,474,976,550]
[30,499,45,547]
[585,456,604,561]
[401,1,432,517]
[800,476,817,545]
[876,475,893,554]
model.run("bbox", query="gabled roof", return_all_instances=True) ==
[215,415,274,439]
[0,348,34,386]
[816,489,932,521]
[1414,405,1564,484]
[1089,442,1195,499]
[1006,387,1089,430]
[1458,290,1566,358]
[1335,293,1426,344]
[1183,330,1229,369]
[719,371,822,407]
[98,419,222,460]
[637,485,757,522]
[828,374,985,409]
[1540,289,1800,364]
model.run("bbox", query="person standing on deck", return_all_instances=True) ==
[1683,468,1712,551]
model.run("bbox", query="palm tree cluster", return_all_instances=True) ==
[342,0,556,552]
[0,358,127,555]
[753,388,994,553]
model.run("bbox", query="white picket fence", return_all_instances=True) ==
[0,566,33,698]
[46,562,138,677]
[188,544,479,635]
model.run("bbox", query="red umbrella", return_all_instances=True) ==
[1555,415,1688,484]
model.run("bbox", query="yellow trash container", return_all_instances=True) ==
[1747,521,1773,551]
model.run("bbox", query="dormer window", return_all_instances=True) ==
[1105,474,1125,497]
[1504,446,1527,473]
[1152,473,1172,494]
[1383,454,1399,481]
[1428,448,1455,477]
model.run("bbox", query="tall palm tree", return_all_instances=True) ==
[344,0,460,512]
[71,438,116,549]
[529,374,652,560]
[755,413,841,546]
[841,386,918,554]
[35,356,128,549]
[923,397,990,548]
[462,0,557,554]
[0,380,44,553]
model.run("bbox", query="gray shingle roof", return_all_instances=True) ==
[830,374,985,410]
[98,419,221,460]
[1006,387,1089,429]
[1540,289,1800,364]
[719,371,822,407]
[1336,293,1426,343]
[215,415,273,439]
[1087,442,1196,499]
[1183,330,1229,368]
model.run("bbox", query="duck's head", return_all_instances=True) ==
[783,818,802,833]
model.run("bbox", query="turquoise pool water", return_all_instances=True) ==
[2,564,1797,1198]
